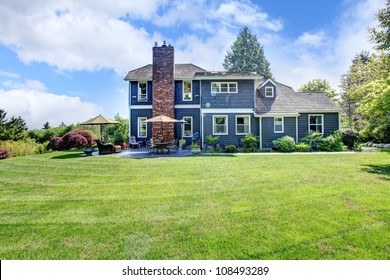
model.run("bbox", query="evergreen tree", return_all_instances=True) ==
[298,79,337,101]
[223,26,272,78]
[43,121,51,130]
[0,109,28,141]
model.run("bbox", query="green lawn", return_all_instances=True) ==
[0,151,389,260]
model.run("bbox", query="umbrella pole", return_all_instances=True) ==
[100,125,103,141]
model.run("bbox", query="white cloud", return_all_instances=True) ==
[296,31,328,48]
[0,71,20,79]
[0,80,100,129]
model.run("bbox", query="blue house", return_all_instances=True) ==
[124,42,340,149]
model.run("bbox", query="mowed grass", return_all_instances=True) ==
[0,151,389,260]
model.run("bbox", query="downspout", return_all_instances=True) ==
[200,80,204,146]
[296,115,298,143]
[259,116,262,149]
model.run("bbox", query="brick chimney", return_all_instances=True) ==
[152,41,175,141]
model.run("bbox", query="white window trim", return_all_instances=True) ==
[213,115,228,135]
[308,114,324,134]
[182,116,193,137]
[235,115,251,135]
[138,81,148,102]
[137,117,147,138]
[211,82,238,94]
[274,117,284,133]
[265,86,274,97]
[182,81,193,101]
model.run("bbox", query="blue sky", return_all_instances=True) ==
[0,0,384,129]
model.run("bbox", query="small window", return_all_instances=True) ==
[183,81,192,101]
[138,82,147,102]
[309,115,323,134]
[211,82,238,94]
[236,115,250,135]
[213,115,228,135]
[183,116,193,137]
[138,117,147,138]
[274,117,284,133]
[265,86,274,97]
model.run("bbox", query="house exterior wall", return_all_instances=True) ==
[202,113,259,147]
[130,109,153,143]
[130,81,153,106]
[174,108,201,144]
[175,80,201,105]
[298,113,339,140]
[201,80,255,109]
[261,117,297,148]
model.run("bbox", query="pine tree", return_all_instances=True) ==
[368,0,390,51]
[298,79,337,101]
[223,26,272,78]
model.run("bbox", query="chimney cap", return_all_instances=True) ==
[162,40,167,46]
[155,42,158,47]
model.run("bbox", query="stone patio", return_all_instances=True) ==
[88,147,193,158]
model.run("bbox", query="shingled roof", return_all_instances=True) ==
[124,64,206,80]
[254,81,340,115]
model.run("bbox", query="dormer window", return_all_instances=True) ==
[138,81,148,102]
[265,86,274,97]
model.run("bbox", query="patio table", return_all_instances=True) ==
[155,142,172,154]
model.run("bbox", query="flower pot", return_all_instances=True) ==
[191,148,201,155]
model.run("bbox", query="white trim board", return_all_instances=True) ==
[175,104,201,109]
[202,108,254,114]
[129,105,153,109]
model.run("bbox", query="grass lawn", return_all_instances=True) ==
[0,151,389,260]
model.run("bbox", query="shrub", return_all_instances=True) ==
[241,133,259,152]
[317,132,344,152]
[301,132,323,151]
[341,129,360,150]
[205,135,219,148]
[61,132,88,150]
[0,139,37,156]
[272,136,295,152]
[0,147,12,159]
[34,142,49,154]
[70,130,95,146]
[295,143,311,152]
[223,145,237,153]
[47,137,63,151]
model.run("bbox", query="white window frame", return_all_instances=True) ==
[274,117,284,133]
[308,114,324,134]
[137,117,147,138]
[265,86,274,97]
[182,81,193,101]
[235,115,251,135]
[182,116,193,137]
[213,115,228,135]
[138,81,148,102]
[211,82,238,94]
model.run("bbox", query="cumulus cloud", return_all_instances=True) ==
[0,80,100,129]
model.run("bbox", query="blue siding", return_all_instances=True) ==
[129,81,152,105]
[130,109,152,143]
[298,113,339,140]
[175,80,200,105]
[203,113,259,147]
[261,117,296,148]
[201,80,254,109]
[259,81,276,98]
[174,108,201,144]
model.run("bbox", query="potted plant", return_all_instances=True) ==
[190,143,201,155]
[179,139,186,150]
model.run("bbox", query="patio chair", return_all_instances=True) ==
[146,138,156,153]
[168,139,178,152]
[129,135,140,149]
[95,139,114,155]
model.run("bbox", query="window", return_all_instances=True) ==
[138,117,147,138]
[182,117,193,137]
[236,115,250,135]
[213,115,228,135]
[138,82,147,102]
[274,117,284,133]
[265,86,274,97]
[183,81,192,101]
[211,82,238,94]
[309,114,324,134]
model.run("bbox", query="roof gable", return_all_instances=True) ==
[124,64,206,81]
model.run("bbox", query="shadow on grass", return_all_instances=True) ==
[51,151,84,160]
[362,164,390,181]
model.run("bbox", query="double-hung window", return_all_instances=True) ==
[138,82,147,102]
[213,115,228,135]
[308,114,324,134]
[274,117,284,133]
[211,82,237,94]
[183,81,192,101]
[138,117,147,138]
[265,86,274,97]
[236,115,250,135]
[183,116,193,137]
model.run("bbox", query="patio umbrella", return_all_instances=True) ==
[80,114,120,140]
[143,115,181,141]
